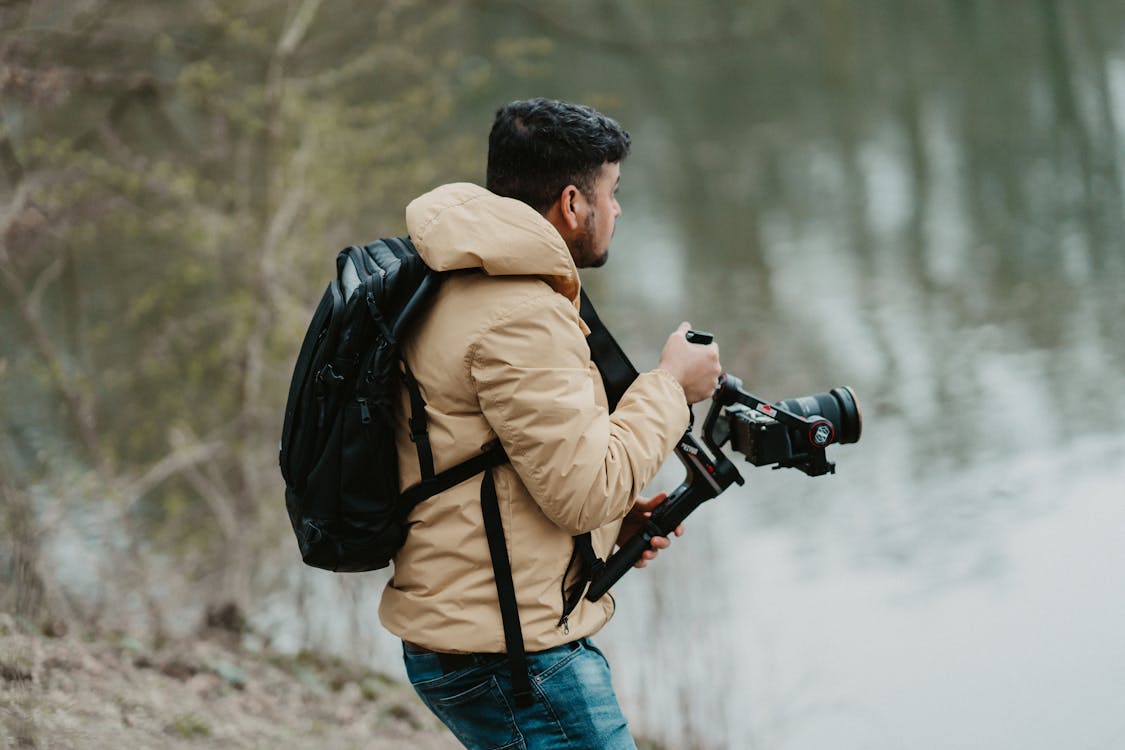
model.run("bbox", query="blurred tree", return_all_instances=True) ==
[0,0,491,629]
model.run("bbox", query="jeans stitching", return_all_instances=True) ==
[427,674,526,749]
[530,672,570,746]
[532,644,584,684]
[432,673,501,707]
[409,654,508,690]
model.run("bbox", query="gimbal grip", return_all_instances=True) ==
[585,527,654,601]
[586,482,712,602]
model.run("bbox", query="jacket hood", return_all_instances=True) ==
[405,183,580,302]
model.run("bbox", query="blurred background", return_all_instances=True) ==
[2,2,1124,748]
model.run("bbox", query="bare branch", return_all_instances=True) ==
[261,130,314,260]
[122,438,225,500]
[1,238,104,470]
[180,462,240,545]
[27,255,63,313]
[0,176,34,232]
[277,0,323,59]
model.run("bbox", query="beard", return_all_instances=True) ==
[570,209,609,268]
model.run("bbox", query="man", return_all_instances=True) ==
[379,98,722,749]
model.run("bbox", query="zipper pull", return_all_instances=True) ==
[560,616,570,635]
[357,397,371,424]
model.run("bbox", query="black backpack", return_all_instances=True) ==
[279,237,506,572]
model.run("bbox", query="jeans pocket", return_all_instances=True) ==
[580,638,612,670]
[529,642,584,684]
[525,641,637,749]
[417,674,524,750]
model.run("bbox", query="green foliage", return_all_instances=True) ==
[0,0,499,603]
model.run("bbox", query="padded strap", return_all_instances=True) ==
[399,440,508,511]
[579,288,639,412]
[480,468,534,707]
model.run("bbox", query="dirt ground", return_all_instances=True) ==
[0,612,459,750]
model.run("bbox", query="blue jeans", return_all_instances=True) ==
[403,638,637,750]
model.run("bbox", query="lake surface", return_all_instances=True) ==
[272,5,1125,748]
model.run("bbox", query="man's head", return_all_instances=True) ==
[487,98,630,268]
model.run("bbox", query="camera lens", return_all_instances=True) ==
[776,387,862,445]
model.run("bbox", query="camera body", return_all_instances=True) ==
[728,404,818,470]
[706,380,861,477]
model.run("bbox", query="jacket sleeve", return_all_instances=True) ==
[469,291,690,535]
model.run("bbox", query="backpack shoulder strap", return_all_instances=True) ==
[480,466,535,707]
[551,291,643,618]
[579,288,639,410]
[399,440,508,510]
[401,363,436,480]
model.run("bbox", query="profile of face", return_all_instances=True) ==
[567,162,622,269]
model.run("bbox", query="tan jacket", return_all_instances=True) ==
[378,183,690,653]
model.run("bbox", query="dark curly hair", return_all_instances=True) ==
[486,98,631,213]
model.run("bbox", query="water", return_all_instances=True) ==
[576,71,1125,743]
[453,5,1125,747]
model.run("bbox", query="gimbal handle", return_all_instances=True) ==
[585,385,745,601]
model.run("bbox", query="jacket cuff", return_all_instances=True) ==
[648,368,692,425]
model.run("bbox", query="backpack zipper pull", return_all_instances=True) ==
[357,397,371,424]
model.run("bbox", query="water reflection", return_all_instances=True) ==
[473,2,1125,747]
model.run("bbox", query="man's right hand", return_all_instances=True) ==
[658,322,722,404]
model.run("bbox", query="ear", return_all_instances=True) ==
[556,184,583,231]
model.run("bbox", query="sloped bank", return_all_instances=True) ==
[0,612,457,749]
[1,611,675,749]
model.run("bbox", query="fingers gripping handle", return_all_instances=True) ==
[585,520,662,602]
[585,482,711,602]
